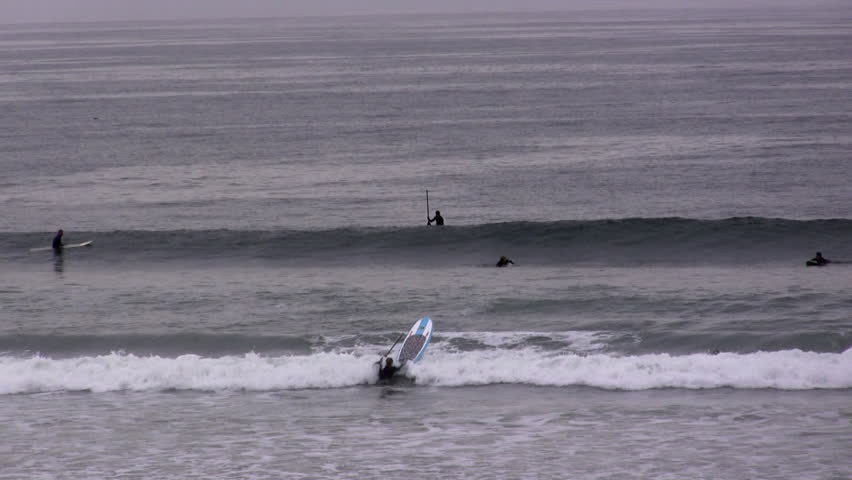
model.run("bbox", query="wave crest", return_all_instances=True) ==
[6,217,851,266]
[2,348,849,395]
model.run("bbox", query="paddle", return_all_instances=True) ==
[426,189,430,225]
[383,332,405,357]
[376,332,406,364]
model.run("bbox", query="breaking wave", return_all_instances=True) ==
[2,347,849,395]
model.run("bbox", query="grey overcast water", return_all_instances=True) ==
[1,7,851,480]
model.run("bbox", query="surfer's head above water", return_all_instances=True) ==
[378,356,399,381]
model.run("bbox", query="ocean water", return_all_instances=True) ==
[1,7,852,480]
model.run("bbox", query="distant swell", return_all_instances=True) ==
[0,334,313,358]
[4,217,851,266]
[1,348,849,394]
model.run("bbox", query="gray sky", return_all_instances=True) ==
[1,0,844,24]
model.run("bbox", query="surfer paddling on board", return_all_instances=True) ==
[428,210,444,226]
[807,252,831,266]
[496,256,514,267]
[52,229,64,251]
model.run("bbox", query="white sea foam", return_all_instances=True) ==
[1,348,849,395]
[325,330,619,358]
[434,330,620,353]
[0,352,378,395]
[409,348,852,390]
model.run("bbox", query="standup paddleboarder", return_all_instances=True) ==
[425,190,444,226]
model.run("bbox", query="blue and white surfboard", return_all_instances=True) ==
[394,317,433,366]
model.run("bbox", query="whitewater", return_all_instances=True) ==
[3,348,851,395]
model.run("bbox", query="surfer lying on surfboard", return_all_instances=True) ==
[806,252,831,266]
[496,255,514,267]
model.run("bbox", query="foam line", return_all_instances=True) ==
[1,348,849,394]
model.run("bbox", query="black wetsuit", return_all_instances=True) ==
[379,362,399,381]
[810,256,830,266]
[52,233,63,250]
[429,214,444,226]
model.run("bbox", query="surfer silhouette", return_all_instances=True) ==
[378,357,399,381]
[428,210,444,226]
[808,252,830,266]
[52,229,64,250]
[496,256,514,267]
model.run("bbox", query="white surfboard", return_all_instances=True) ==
[30,240,93,252]
[393,317,433,366]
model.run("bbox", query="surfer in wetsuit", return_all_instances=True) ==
[52,229,64,250]
[428,210,444,226]
[809,252,830,266]
[496,256,514,267]
[378,357,399,381]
